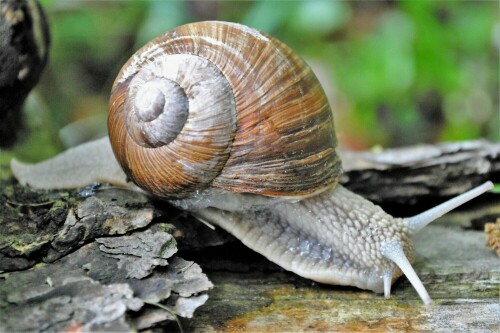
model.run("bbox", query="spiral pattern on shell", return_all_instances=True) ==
[108,21,341,199]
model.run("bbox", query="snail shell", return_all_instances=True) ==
[108,21,341,199]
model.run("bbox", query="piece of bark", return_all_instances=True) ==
[0,185,154,271]
[96,229,177,279]
[485,218,500,256]
[0,182,213,332]
[341,140,499,207]
[0,228,213,332]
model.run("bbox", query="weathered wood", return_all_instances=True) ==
[179,216,500,332]
[341,140,499,212]
[1,140,499,332]
[0,185,155,272]
[0,186,213,332]
[0,222,213,332]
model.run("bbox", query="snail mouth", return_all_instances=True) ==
[381,240,432,305]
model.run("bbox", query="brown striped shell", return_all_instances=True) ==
[108,21,341,199]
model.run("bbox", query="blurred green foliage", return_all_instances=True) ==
[6,0,499,162]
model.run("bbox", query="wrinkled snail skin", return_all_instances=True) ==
[10,21,494,306]
[187,185,411,293]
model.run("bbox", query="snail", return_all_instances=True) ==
[11,21,494,305]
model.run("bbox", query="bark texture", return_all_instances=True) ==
[0,0,50,147]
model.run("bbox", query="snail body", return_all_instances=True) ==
[11,21,494,305]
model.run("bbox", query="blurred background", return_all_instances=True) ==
[5,0,499,162]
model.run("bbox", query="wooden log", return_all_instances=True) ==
[1,140,499,332]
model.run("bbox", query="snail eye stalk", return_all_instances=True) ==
[406,181,494,234]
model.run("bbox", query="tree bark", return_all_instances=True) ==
[0,0,50,147]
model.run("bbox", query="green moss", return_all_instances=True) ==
[156,223,176,234]
[159,236,177,259]
[10,239,52,254]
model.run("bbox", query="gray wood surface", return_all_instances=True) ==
[182,215,500,332]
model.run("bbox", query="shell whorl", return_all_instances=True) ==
[109,21,341,199]
[128,77,188,148]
